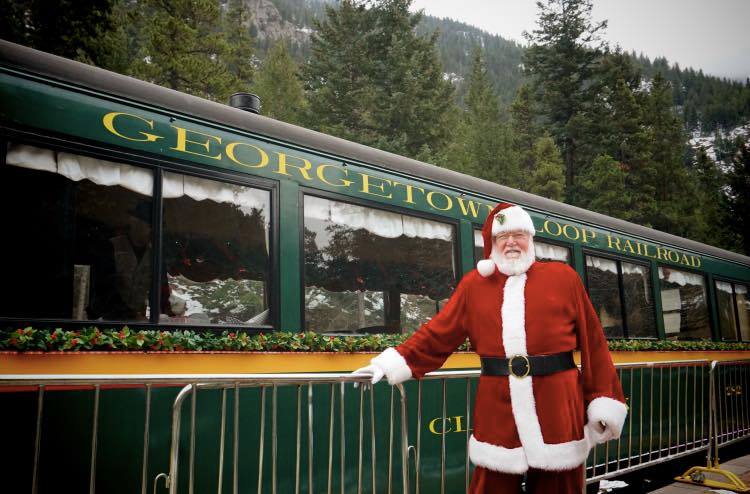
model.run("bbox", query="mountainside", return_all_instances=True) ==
[251,0,749,133]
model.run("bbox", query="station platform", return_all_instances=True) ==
[647,454,750,493]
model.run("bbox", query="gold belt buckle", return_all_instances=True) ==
[508,355,531,378]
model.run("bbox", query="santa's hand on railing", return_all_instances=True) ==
[352,364,385,386]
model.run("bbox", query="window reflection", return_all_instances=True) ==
[304,196,456,333]
[585,256,624,337]
[621,261,656,338]
[716,280,738,340]
[736,285,750,341]
[161,172,271,325]
[659,267,710,340]
[1,144,153,321]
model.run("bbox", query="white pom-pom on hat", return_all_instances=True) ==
[476,259,496,277]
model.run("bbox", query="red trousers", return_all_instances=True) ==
[469,465,584,494]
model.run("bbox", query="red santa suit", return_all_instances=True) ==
[368,203,627,493]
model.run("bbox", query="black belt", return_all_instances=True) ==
[480,352,575,378]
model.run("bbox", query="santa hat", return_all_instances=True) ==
[476,202,536,277]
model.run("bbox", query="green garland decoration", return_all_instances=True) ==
[1,327,749,353]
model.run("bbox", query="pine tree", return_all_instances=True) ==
[0,0,123,68]
[510,84,539,188]
[642,72,692,235]
[523,0,608,192]
[726,138,750,254]
[133,0,253,102]
[527,136,565,201]
[448,46,519,186]
[304,0,455,159]
[253,41,308,125]
[577,154,632,219]
[692,147,728,245]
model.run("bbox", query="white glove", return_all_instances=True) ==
[352,363,385,385]
[587,420,616,444]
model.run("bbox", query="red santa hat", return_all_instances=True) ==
[476,202,536,277]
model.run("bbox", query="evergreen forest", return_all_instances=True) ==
[1,0,749,255]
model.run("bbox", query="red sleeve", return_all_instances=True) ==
[394,273,470,379]
[573,270,625,405]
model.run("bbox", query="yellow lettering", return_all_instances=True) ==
[453,415,466,433]
[656,247,669,260]
[360,173,393,199]
[607,235,622,251]
[171,126,222,160]
[275,153,313,180]
[623,239,636,254]
[456,197,482,218]
[544,220,562,237]
[690,256,702,268]
[562,224,580,241]
[642,243,656,258]
[317,164,353,187]
[426,191,453,211]
[102,112,163,142]
[680,253,690,266]
[392,181,425,204]
[667,250,680,263]
[428,417,453,435]
[581,228,596,243]
[225,142,269,169]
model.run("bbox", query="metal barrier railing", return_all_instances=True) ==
[2,358,748,493]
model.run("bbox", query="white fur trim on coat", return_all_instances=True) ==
[371,347,412,385]
[497,274,593,472]
[469,435,528,474]
[491,205,535,237]
[587,396,628,440]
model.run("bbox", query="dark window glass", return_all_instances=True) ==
[303,195,456,334]
[716,280,738,340]
[534,240,571,263]
[161,172,271,325]
[621,261,656,337]
[736,285,750,341]
[585,256,624,337]
[1,144,153,321]
[474,229,483,264]
[659,267,710,340]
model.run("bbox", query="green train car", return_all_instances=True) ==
[1,40,749,494]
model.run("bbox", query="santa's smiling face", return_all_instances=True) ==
[492,229,535,276]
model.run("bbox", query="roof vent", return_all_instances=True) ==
[228,92,261,115]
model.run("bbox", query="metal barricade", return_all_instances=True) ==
[0,374,409,494]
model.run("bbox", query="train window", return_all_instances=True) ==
[737,285,750,341]
[585,256,624,337]
[303,195,456,334]
[716,280,750,341]
[716,281,738,340]
[585,255,657,338]
[658,267,711,340]
[534,240,571,263]
[474,229,483,263]
[473,231,571,264]
[1,143,154,321]
[620,261,656,337]
[160,172,271,326]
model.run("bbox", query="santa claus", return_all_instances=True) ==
[355,202,627,493]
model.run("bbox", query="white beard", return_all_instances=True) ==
[490,239,536,276]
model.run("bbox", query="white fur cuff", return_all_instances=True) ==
[371,347,412,385]
[587,396,628,438]
[468,435,528,474]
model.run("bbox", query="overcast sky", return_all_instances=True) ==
[410,0,750,81]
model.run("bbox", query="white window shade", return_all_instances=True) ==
[304,195,453,241]
[163,171,268,219]
[659,267,705,287]
[535,241,569,262]
[6,143,153,197]
[474,230,484,248]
